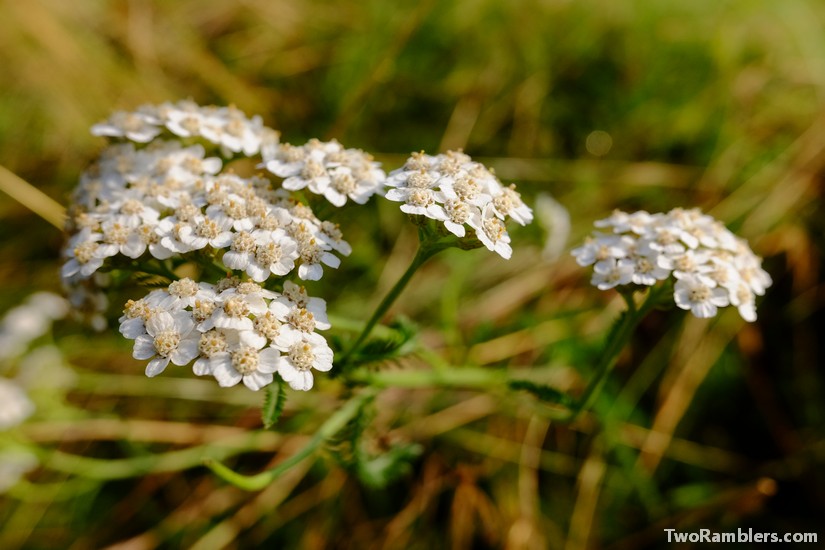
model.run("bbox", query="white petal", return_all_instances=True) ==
[286,370,313,391]
[276,358,299,382]
[212,357,242,387]
[170,338,200,365]
[321,252,341,268]
[119,318,146,339]
[145,356,171,377]
[133,336,157,360]
[243,371,272,391]
[246,263,269,282]
[692,302,717,318]
[222,250,249,270]
[193,357,212,376]
[298,263,323,281]
[257,348,280,373]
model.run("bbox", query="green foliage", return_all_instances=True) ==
[329,392,422,489]
[334,317,419,372]
[354,441,424,489]
[508,379,573,408]
[261,377,287,430]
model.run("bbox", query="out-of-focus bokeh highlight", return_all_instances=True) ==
[1,0,823,548]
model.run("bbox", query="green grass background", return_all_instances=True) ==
[1,0,823,548]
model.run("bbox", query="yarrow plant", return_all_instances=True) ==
[56,101,775,492]
[61,101,533,399]
[563,207,772,422]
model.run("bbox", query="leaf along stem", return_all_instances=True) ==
[205,387,378,491]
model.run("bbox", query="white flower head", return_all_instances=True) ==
[575,208,771,321]
[94,101,279,157]
[264,139,386,207]
[385,150,531,259]
[91,107,163,143]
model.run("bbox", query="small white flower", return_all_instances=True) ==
[295,237,341,281]
[221,231,257,272]
[316,221,352,256]
[158,279,218,311]
[595,210,656,235]
[729,282,758,322]
[132,311,200,377]
[91,108,163,143]
[177,214,234,250]
[673,274,730,318]
[273,331,333,391]
[476,205,512,260]
[275,280,330,329]
[193,329,228,375]
[622,252,670,286]
[571,233,633,267]
[210,340,280,391]
[96,217,145,259]
[245,229,299,282]
[61,229,105,279]
[591,258,635,290]
[490,184,533,226]
[119,298,156,339]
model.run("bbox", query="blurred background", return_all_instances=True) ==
[1,0,823,548]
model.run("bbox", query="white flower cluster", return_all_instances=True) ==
[572,208,772,321]
[91,99,279,156]
[62,141,349,284]
[384,150,533,259]
[65,101,388,391]
[263,139,386,207]
[0,379,35,430]
[0,292,71,433]
[0,292,69,361]
[119,278,333,391]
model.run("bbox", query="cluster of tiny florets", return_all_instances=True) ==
[62,141,348,285]
[120,279,332,391]
[65,102,375,391]
[384,150,533,259]
[572,208,772,321]
[91,99,280,157]
[263,139,386,207]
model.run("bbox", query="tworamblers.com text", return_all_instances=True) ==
[663,528,817,544]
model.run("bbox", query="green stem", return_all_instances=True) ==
[348,365,507,388]
[37,431,282,480]
[206,388,378,491]
[339,241,445,366]
[562,285,668,423]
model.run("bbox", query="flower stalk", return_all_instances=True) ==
[338,224,459,369]
[562,283,670,423]
[205,387,378,491]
